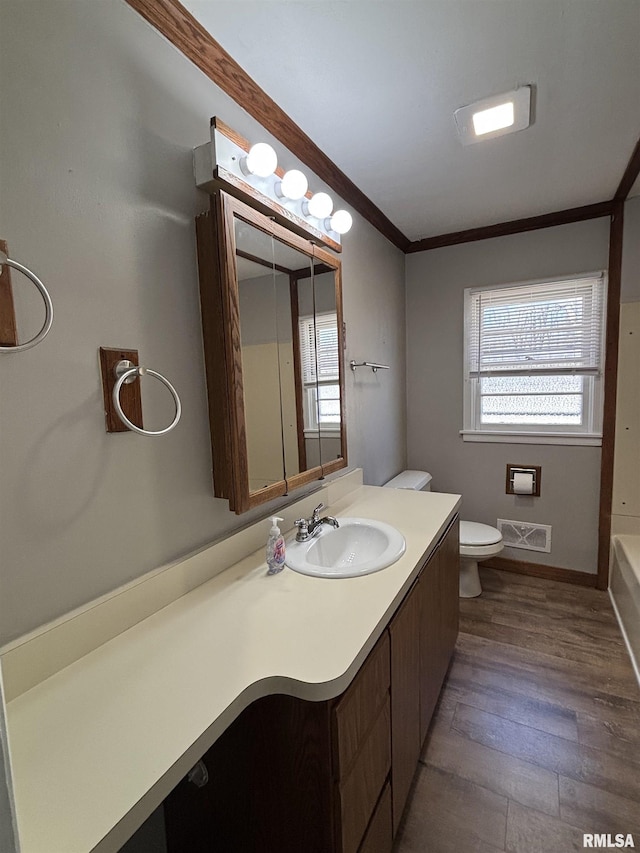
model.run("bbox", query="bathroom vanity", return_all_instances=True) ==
[163,515,459,853]
[0,474,460,853]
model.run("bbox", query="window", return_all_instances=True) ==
[299,311,341,433]
[462,273,607,445]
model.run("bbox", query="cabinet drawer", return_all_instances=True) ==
[334,632,390,778]
[339,696,391,853]
[359,782,393,853]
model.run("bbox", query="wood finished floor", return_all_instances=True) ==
[393,567,640,853]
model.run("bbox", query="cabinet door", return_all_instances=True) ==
[419,518,460,744]
[165,694,335,853]
[338,698,391,853]
[388,582,421,834]
[334,633,390,778]
[419,543,441,744]
[359,783,393,853]
[439,517,460,677]
[334,632,391,853]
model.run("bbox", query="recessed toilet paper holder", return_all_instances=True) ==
[506,464,541,496]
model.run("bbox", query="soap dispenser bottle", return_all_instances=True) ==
[266,516,286,575]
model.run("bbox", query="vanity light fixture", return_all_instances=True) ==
[454,86,531,146]
[304,191,333,219]
[327,210,353,235]
[193,117,350,251]
[241,142,278,177]
[275,169,308,200]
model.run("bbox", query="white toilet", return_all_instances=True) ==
[458,521,504,597]
[383,470,503,598]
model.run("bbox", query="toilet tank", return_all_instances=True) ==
[383,470,432,491]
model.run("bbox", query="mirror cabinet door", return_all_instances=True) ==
[310,265,344,472]
[271,236,322,483]
[235,217,287,494]
[197,191,346,513]
[311,248,346,477]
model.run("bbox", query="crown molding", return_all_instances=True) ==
[406,201,614,253]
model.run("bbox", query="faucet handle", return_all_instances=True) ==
[312,503,325,521]
[294,517,309,541]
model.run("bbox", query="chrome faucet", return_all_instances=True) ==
[294,503,340,542]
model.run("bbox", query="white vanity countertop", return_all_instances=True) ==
[5,485,460,853]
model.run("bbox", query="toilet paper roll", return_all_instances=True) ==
[513,472,534,495]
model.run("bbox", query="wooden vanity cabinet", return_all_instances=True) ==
[389,516,459,829]
[418,516,459,743]
[388,579,421,834]
[164,516,459,853]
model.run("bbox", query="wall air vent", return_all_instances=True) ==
[497,519,552,553]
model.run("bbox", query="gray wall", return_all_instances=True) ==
[344,214,407,486]
[0,0,406,644]
[406,218,611,574]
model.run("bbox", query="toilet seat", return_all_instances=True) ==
[460,521,502,547]
[459,521,503,561]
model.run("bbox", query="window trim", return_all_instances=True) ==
[460,430,603,446]
[462,271,607,445]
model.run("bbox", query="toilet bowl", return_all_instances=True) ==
[459,521,504,598]
[383,470,503,597]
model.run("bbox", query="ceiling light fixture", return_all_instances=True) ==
[454,86,531,146]
[472,101,514,136]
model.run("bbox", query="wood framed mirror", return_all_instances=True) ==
[196,191,347,513]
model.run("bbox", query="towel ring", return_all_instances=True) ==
[0,251,54,352]
[113,360,181,436]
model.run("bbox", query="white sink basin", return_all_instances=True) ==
[286,517,406,578]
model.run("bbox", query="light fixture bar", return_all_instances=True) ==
[193,117,349,251]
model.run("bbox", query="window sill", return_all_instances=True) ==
[304,429,341,439]
[460,430,602,447]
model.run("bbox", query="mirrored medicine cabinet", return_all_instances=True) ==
[196,191,347,513]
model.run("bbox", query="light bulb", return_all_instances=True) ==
[275,169,308,200]
[327,210,353,235]
[472,101,514,136]
[305,192,333,219]
[241,142,277,178]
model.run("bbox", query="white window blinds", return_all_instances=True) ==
[467,274,606,378]
[299,312,339,385]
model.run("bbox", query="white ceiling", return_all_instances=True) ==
[183,1,640,243]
